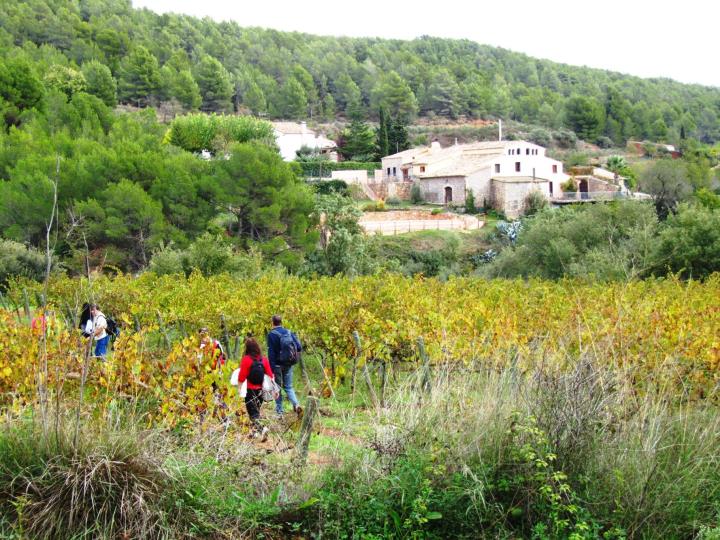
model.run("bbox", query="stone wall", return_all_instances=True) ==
[420,177,466,204]
[366,182,388,200]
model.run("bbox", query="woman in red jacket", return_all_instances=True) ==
[238,337,274,440]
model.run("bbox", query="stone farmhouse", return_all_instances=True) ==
[380,140,570,218]
[273,121,338,162]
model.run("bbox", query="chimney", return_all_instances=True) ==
[300,121,307,135]
[498,119,503,141]
[430,140,441,152]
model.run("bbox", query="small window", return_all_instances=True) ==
[420,165,426,173]
[392,167,396,175]
[387,167,391,175]
[495,164,500,173]
[549,182,554,195]
[515,162,521,172]
[526,148,530,155]
[552,164,558,173]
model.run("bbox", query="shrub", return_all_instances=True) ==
[430,208,443,215]
[464,189,477,214]
[0,239,48,289]
[553,129,577,149]
[410,183,424,204]
[596,135,614,149]
[650,203,720,279]
[561,178,577,192]
[386,196,401,206]
[529,127,552,147]
[361,200,387,212]
[524,190,548,216]
[312,179,349,196]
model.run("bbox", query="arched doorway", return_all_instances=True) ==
[444,185,453,204]
[579,179,589,200]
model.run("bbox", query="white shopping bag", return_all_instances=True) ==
[239,380,248,398]
[261,375,280,402]
[230,368,240,386]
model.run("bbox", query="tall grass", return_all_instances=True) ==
[1,359,719,538]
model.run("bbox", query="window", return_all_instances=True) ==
[549,182,553,195]
[515,162,521,172]
[495,164,500,173]
[392,167,396,176]
[526,148,530,155]
[387,167,391,175]
[420,165,426,173]
[552,164,558,173]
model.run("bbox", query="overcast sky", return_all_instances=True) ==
[132,0,720,88]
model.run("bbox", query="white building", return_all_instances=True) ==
[380,140,570,218]
[272,121,338,162]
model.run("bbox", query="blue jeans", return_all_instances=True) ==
[272,364,299,414]
[94,335,110,358]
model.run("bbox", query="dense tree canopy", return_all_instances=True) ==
[1,0,720,144]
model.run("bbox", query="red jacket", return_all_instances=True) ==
[238,354,273,390]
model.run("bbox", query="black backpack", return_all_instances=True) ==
[106,317,120,340]
[248,356,265,385]
[277,330,300,366]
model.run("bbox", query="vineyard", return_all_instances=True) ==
[2,273,719,426]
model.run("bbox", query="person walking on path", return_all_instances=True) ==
[267,314,302,418]
[238,337,273,441]
[89,304,109,359]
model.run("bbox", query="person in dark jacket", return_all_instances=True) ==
[266,314,302,417]
[238,337,273,440]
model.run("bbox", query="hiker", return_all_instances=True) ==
[79,303,92,337]
[197,327,227,371]
[267,314,302,417]
[238,337,273,440]
[30,308,54,337]
[89,304,109,359]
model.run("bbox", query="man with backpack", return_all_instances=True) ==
[267,314,302,418]
[89,304,110,359]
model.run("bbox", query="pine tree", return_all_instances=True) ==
[375,106,390,159]
[81,60,116,107]
[117,46,161,107]
[388,115,410,154]
[194,55,233,113]
[340,101,375,161]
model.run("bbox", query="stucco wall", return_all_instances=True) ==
[465,168,493,207]
[331,170,368,184]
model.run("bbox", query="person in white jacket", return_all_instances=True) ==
[89,304,109,359]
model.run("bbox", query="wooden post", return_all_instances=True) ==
[232,335,241,361]
[351,331,361,396]
[316,351,336,399]
[156,310,171,348]
[380,360,388,408]
[219,314,231,354]
[296,396,319,465]
[22,288,31,320]
[417,336,432,393]
[299,351,312,393]
[363,358,379,409]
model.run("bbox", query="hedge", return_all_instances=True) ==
[298,161,380,178]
